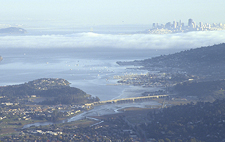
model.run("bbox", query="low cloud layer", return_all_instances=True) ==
[0,30,225,49]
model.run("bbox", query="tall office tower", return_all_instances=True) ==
[173,21,177,28]
[188,19,193,27]
[181,23,184,27]
[208,24,211,29]
[165,22,171,29]
[193,22,196,28]
[152,23,156,28]
[191,23,194,29]
[199,22,203,27]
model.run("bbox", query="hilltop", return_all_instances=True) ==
[0,27,27,34]
[0,78,99,105]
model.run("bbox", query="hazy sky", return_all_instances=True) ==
[1,0,225,26]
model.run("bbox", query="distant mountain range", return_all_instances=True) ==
[0,27,27,34]
[117,43,225,80]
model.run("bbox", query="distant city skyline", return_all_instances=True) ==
[0,0,225,27]
[148,18,225,34]
[152,18,225,29]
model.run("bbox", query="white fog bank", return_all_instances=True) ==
[0,30,225,49]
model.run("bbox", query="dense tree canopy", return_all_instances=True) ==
[173,80,225,99]
[141,99,225,142]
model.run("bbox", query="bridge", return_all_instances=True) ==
[85,95,168,106]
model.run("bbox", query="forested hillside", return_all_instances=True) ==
[0,78,99,105]
[173,79,225,100]
[118,43,225,80]
[141,99,225,142]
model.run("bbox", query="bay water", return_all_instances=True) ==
[0,26,194,127]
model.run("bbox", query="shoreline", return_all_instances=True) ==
[21,100,161,129]
[0,97,198,137]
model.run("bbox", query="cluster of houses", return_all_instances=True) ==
[30,130,63,136]
[0,103,90,122]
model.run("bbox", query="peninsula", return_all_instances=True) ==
[0,27,27,34]
[0,78,99,105]
[0,78,100,134]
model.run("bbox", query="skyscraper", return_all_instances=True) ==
[165,22,171,29]
[152,23,156,28]
[188,19,193,27]
[199,22,203,27]
[173,21,177,28]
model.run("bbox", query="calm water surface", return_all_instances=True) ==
[0,45,182,128]
[0,48,180,100]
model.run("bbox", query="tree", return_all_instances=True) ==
[165,138,171,142]
[189,138,197,142]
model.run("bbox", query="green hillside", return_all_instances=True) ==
[0,78,99,105]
